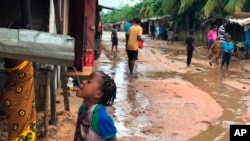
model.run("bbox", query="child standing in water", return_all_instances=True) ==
[185,30,195,67]
[221,35,234,70]
[74,71,117,141]
[111,24,118,57]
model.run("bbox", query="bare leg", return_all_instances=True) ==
[215,58,219,64]
[221,62,225,70]
[128,60,135,75]
[209,55,218,66]
[130,60,135,75]
[226,63,229,70]
[114,45,118,58]
[111,46,114,55]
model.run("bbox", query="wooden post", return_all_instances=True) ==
[62,67,70,111]
[44,72,51,137]
[50,70,57,125]
[63,0,69,35]
[49,0,55,33]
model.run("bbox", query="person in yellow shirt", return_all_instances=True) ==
[126,18,144,76]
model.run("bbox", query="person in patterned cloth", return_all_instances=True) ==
[0,0,36,140]
[0,60,36,141]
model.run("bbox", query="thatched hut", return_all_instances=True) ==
[228,12,250,59]
[228,12,250,40]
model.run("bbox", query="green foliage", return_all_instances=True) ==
[178,0,198,15]
[101,5,132,23]
[101,0,249,24]
[224,0,244,13]
[202,0,218,18]
[161,0,247,20]
[242,0,250,12]
[162,0,180,16]
[101,3,143,24]
[139,0,163,18]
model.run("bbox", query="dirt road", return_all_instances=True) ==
[36,31,250,141]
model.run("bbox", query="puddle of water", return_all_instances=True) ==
[100,32,250,140]
[144,71,177,79]
[144,45,249,140]
[183,65,246,141]
[95,53,166,140]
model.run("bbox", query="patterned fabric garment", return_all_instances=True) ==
[74,105,104,141]
[213,41,222,58]
[0,61,36,141]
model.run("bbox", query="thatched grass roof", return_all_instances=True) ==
[228,12,250,26]
[232,12,250,19]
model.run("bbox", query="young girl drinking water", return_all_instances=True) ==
[74,71,117,141]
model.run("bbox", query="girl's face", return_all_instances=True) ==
[226,37,231,42]
[76,72,103,99]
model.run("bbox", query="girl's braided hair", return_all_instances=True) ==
[97,71,116,106]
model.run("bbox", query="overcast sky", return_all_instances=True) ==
[99,0,141,12]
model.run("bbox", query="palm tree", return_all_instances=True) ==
[162,0,180,18]
[139,0,163,18]
[161,0,204,30]
[224,0,245,13]
[242,0,250,12]
[128,2,144,18]
[202,0,246,18]
[161,0,248,28]
[161,0,246,19]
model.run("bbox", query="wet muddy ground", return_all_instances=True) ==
[98,31,250,141]
[33,31,250,141]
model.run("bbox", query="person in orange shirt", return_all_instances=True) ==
[126,18,143,76]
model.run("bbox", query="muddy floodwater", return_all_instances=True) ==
[26,31,250,141]
[1,28,250,141]
[97,31,250,141]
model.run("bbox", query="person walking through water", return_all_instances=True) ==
[74,71,117,141]
[124,19,132,48]
[221,35,234,70]
[218,21,227,42]
[127,18,143,76]
[111,24,118,57]
[150,21,156,40]
[157,25,163,40]
[185,30,195,67]
[244,23,250,60]
[207,25,218,59]
[207,25,218,49]
[209,38,221,66]
[0,0,36,140]
[167,22,175,44]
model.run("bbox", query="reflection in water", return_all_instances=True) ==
[100,33,250,140]
[96,59,133,136]
[187,62,246,141]
[96,57,164,140]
